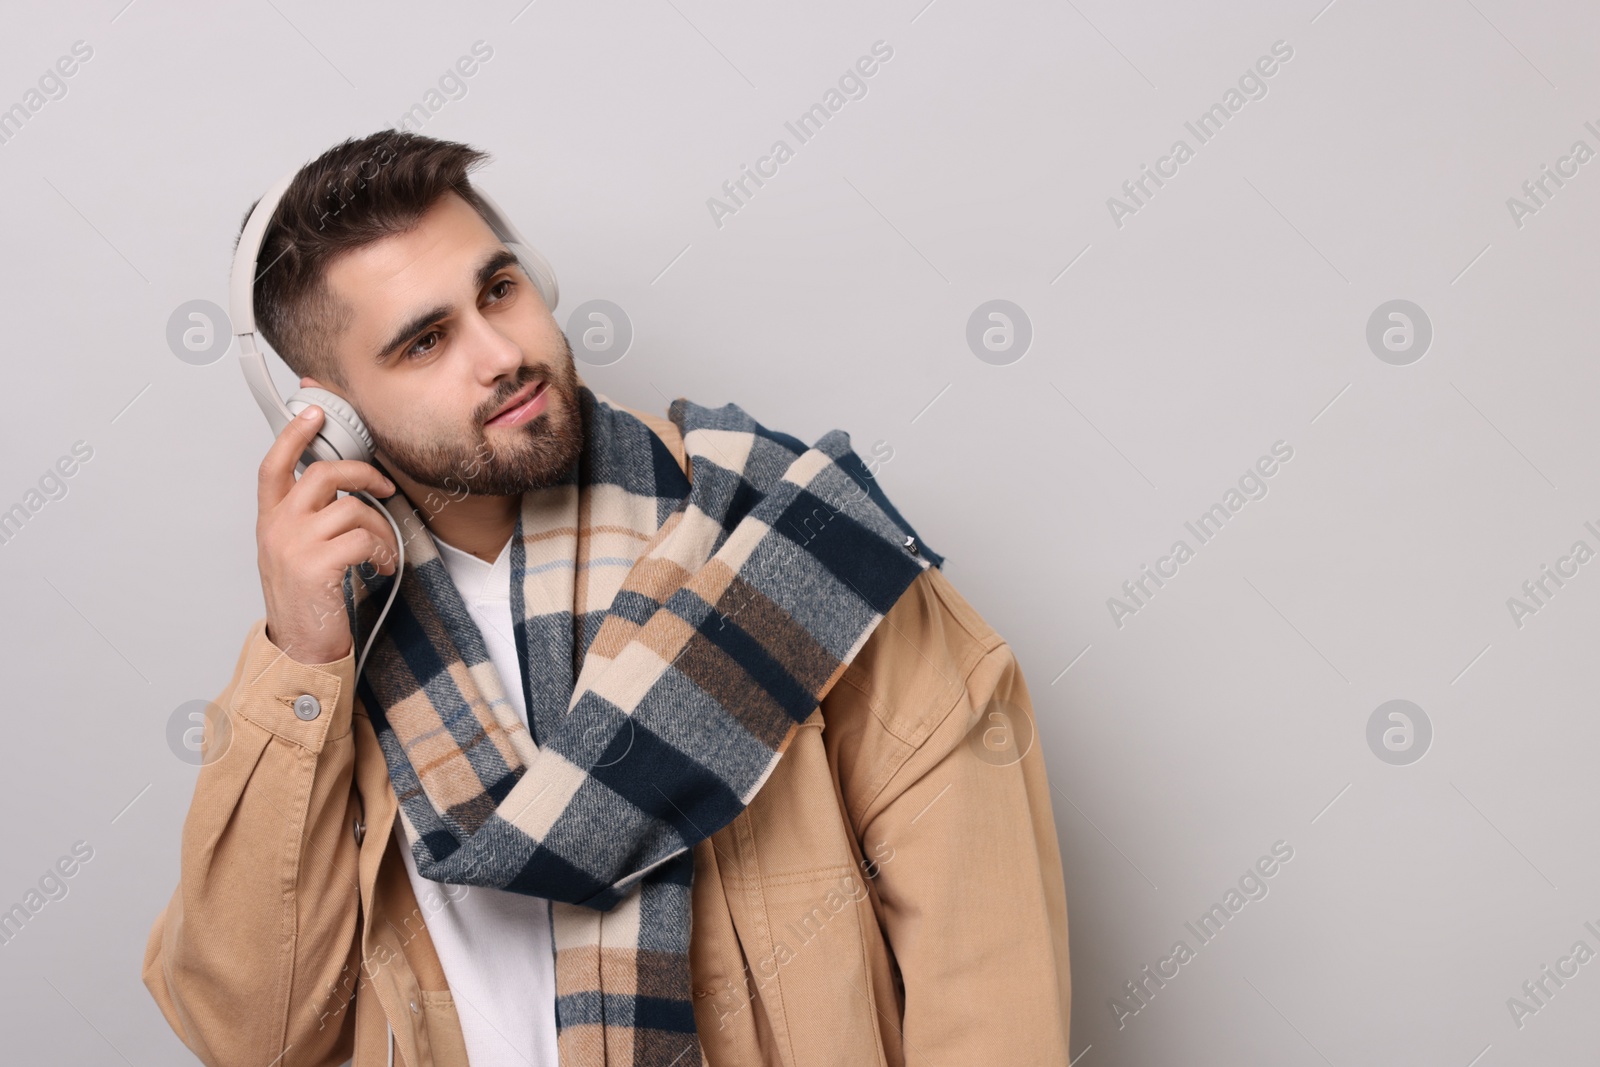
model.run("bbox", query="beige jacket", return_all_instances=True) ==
[142,405,1073,1066]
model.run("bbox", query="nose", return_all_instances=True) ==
[467,309,525,384]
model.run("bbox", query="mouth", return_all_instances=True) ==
[484,379,550,428]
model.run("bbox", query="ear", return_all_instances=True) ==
[300,376,322,390]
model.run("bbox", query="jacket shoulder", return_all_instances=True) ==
[821,566,1007,818]
[840,565,1003,733]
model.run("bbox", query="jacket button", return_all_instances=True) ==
[903,535,919,556]
[353,816,366,846]
[293,695,321,721]
[410,999,419,1014]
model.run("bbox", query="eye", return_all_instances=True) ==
[404,330,442,361]
[487,277,515,302]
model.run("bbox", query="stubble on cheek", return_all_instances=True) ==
[374,356,585,497]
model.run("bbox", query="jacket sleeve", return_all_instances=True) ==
[850,568,1073,1064]
[142,617,364,1067]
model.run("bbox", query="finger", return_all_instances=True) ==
[325,527,398,577]
[258,405,328,514]
[307,496,401,569]
[286,459,398,514]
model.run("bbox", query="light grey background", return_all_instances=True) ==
[1,0,1595,1063]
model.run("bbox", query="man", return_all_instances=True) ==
[142,129,1072,1066]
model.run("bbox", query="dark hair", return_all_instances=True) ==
[236,129,494,389]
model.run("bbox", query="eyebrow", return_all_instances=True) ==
[372,246,523,364]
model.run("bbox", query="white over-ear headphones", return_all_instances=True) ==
[228,160,560,695]
[230,162,560,474]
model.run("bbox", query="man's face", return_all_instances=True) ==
[314,191,584,497]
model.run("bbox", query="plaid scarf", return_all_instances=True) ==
[342,383,942,1066]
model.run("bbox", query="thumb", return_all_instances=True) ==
[294,401,325,438]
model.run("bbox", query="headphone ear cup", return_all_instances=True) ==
[285,386,376,468]
[506,240,558,312]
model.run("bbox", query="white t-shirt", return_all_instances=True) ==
[391,530,560,1067]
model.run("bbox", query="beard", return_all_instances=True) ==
[368,334,586,498]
